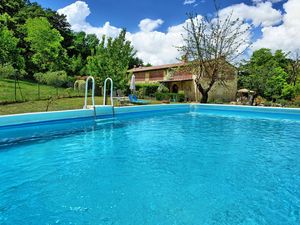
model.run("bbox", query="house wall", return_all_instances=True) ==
[165,81,196,101]
[194,75,238,102]
[133,68,237,102]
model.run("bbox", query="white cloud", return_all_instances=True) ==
[57,1,121,38]
[138,18,164,32]
[253,0,284,4]
[58,1,183,65]
[253,0,300,52]
[183,0,196,5]
[58,0,297,66]
[127,22,186,65]
[219,2,282,27]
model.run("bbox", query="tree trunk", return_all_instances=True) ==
[200,91,208,103]
[196,83,209,103]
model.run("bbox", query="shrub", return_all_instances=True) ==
[157,84,169,93]
[293,96,300,107]
[155,92,171,101]
[137,88,144,99]
[264,101,272,106]
[0,64,16,78]
[178,91,185,102]
[155,92,167,101]
[135,83,160,96]
[155,92,178,101]
[34,72,44,83]
[276,99,288,106]
[281,84,296,100]
[43,71,68,88]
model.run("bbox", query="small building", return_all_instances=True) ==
[128,62,237,102]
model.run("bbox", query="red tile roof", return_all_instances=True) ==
[128,62,186,73]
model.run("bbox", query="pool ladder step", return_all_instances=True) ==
[95,118,116,126]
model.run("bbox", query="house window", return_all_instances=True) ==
[149,70,164,81]
[135,72,146,81]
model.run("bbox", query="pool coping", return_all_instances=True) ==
[0,103,299,128]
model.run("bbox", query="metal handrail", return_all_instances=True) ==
[103,78,113,106]
[83,76,95,109]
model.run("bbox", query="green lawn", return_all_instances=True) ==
[0,79,85,104]
[0,97,163,115]
[0,97,102,115]
[0,79,163,115]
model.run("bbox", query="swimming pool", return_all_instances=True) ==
[0,105,300,224]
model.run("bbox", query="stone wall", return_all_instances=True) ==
[194,76,238,102]
[133,68,238,102]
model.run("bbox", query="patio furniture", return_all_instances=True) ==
[128,94,150,105]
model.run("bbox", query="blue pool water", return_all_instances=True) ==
[0,110,300,224]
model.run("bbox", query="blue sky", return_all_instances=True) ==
[32,0,298,65]
[34,0,283,32]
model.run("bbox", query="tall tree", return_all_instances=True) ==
[0,26,22,67]
[24,17,65,73]
[239,48,296,101]
[85,34,99,55]
[44,8,73,53]
[0,0,27,17]
[128,56,144,69]
[86,29,135,89]
[289,51,300,86]
[179,9,250,103]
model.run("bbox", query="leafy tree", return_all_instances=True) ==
[70,54,84,75]
[264,67,288,100]
[239,49,286,97]
[239,48,299,101]
[281,84,296,100]
[71,32,87,58]
[44,8,73,53]
[86,34,99,55]
[0,0,26,17]
[24,17,65,72]
[274,50,289,72]
[0,24,25,101]
[86,29,135,89]
[71,32,99,58]
[0,25,23,68]
[288,51,300,86]
[128,57,144,69]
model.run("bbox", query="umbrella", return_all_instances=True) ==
[237,88,250,93]
[130,74,136,92]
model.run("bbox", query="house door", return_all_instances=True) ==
[172,84,179,93]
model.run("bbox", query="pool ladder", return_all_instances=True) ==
[103,78,113,107]
[103,78,114,116]
[83,76,114,117]
[83,76,95,110]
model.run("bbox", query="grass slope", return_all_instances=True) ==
[0,97,104,115]
[0,79,161,115]
[0,79,84,104]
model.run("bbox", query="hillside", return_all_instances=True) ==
[0,79,84,104]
